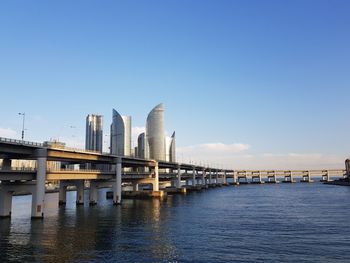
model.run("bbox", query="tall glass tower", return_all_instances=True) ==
[110,109,131,156]
[146,103,166,161]
[85,114,103,153]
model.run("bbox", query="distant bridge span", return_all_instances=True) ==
[0,137,347,219]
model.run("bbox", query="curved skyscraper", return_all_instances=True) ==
[169,131,176,162]
[146,103,165,161]
[110,109,131,156]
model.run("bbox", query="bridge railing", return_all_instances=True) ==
[0,137,43,147]
[48,145,119,156]
[0,167,36,172]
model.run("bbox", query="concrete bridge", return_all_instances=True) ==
[0,137,347,219]
[0,137,231,219]
[233,169,346,184]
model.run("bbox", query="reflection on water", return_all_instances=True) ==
[1,184,350,262]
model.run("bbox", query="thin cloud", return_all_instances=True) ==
[0,127,18,138]
[178,142,250,155]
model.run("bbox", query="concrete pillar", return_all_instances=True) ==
[89,181,98,205]
[216,171,219,184]
[58,181,67,205]
[209,169,212,184]
[113,157,122,205]
[177,166,181,188]
[153,162,159,191]
[76,180,85,205]
[233,171,237,183]
[31,150,47,218]
[2,159,11,169]
[192,167,196,186]
[223,171,227,184]
[0,188,13,217]
[346,159,350,177]
[132,181,139,191]
[202,170,206,185]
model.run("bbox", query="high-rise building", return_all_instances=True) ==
[110,109,131,156]
[169,131,176,162]
[137,132,149,159]
[146,103,166,161]
[85,114,103,153]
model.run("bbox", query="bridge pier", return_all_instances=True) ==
[176,166,181,188]
[58,182,67,205]
[113,157,122,205]
[0,188,13,218]
[266,171,278,184]
[251,171,264,184]
[75,180,85,205]
[237,171,248,185]
[223,171,229,186]
[192,167,196,187]
[283,171,295,183]
[320,170,330,182]
[132,182,139,191]
[301,171,313,183]
[31,150,46,219]
[89,181,98,205]
[346,159,350,178]
[153,162,159,191]
[2,158,12,169]
[202,170,206,186]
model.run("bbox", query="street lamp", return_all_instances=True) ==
[18,112,25,141]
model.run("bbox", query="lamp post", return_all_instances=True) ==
[18,112,25,141]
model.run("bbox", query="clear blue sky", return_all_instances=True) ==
[0,0,349,169]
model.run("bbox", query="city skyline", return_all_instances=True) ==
[0,1,349,169]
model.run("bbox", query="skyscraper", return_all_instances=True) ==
[110,109,131,156]
[137,132,149,159]
[85,114,103,153]
[146,103,166,161]
[169,131,176,162]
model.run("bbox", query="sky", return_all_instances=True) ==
[0,0,349,170]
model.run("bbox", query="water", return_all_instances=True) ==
[1,183,350,262]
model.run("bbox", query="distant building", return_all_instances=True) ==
[85,114,103,153]
[168,131,176,162]
[137,132,149,159]
[146,103,166,161]
[110,109,131,156]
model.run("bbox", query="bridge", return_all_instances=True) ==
[0,137,347,219]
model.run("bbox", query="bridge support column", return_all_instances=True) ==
[346,159,350,178]
[192,167,196,187]
[31,150,47,218]
[233,171,237,184]
[132,182,139,191]
[216,171,219,184]
[223,171,227,185]
[202,170,206,186]
[113,157,122,205]
[209,169,212,185]
[176,166,181,188]
[76,180,85,205]
[153,162,159,191]
[58,181,67,205]
[0,187,13,218]
[89,181,98,205]
[2,158,12,169]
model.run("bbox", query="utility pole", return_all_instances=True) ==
[18,112,25,141]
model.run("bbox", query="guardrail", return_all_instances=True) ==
[0,137,43,147]
[47,168,112,173]
[0,167,36,172]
